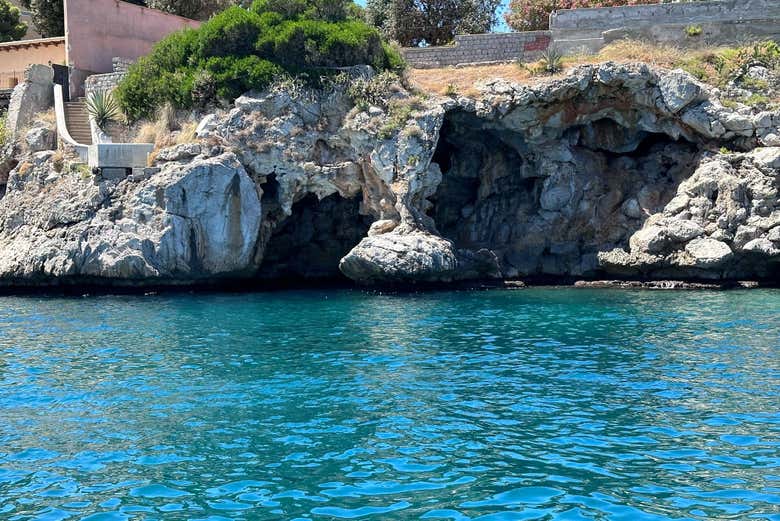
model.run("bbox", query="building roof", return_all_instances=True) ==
[0,36,65,51]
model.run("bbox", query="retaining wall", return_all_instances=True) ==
[550,0,780,31]
[84,58,132,98]
[403,32,551,69]
[402,0,780,68]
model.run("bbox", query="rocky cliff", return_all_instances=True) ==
[0,62,778,287]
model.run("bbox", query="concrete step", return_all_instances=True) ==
[63,99,93,144]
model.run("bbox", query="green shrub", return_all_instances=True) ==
[346,70,398,108]
[684,25,702,38]
[540,47,563,74]
[117,0,402,120]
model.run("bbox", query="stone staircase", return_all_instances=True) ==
[63,99,93,145]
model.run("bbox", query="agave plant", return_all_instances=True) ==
[540,46,563,75]
[85,89,122,130]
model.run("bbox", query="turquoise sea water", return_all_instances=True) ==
[0,288,778,521]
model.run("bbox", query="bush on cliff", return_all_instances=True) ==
[116,1,403,120]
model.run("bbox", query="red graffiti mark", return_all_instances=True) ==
[524,35,551,52]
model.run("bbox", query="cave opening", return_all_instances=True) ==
[429,111,702,277]
[258,193,372,282]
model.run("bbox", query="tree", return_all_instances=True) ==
[505,0,659,32]
[0,0,27,42]
[365,0,501,47]
[145,0,238,19]
[20,0,62,37]
[252,0,355,22]
[116,1,403,120]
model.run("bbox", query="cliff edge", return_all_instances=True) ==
[0,62,778,287]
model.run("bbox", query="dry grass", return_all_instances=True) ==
[33,108,56,127]
[409,63,534,97]
[131,104,202,166]
[134,105,197,143]
[174,121,198,146]
[133,103,179,147]
[408,40,754,97]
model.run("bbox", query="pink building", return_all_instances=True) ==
[0,0,201,98]
[64,0,201,97]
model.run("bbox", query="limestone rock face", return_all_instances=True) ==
[600,152,780,279]
[658,69,704,113]
[0,62,779,287]
[25,126,56,153]
[6,65,54,136]
[0,153,262,285]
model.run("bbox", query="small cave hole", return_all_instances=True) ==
[258,193,372,282]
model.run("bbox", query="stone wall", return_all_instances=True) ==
[403,32,551,69]
[402,0,780,68]
[85,72,125,98]
[550,0,780,31]
[551,0,780,53]
[84,58,132,100]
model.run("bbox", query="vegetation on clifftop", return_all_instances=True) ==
[410,39,780,111]
[364,0,501,47]
[116,0,404,120]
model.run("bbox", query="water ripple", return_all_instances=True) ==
[0,289,778,520]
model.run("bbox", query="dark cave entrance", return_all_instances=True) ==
[431,112,541,249]
[258,192,373,282]
[429,111,701,277]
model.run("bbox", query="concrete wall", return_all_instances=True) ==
[402,0,780,68]
[551,0,780,48]
[550,0,780,31]
[403,32,551,69]
[64,0,200,96]
[0,38,65,89]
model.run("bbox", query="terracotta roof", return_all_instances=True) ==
[0,36,65,51]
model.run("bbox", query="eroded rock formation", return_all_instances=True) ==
[0,62,777,287]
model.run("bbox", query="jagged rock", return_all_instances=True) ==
[0,153,261,284]
[0,62,779,287]
[743,238,779,256]
[6,65,54,136]
[338,230,500,284]
[195,114,219,138]
[601,152,779,278]
[339,231,459,284]
[750,147,780,169]
[684,238,733,267]
[156,143,202,163]
[25,126,56,153]
[658,69,703,113]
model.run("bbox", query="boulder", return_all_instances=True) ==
[684,238,733,267]
[339,231,459,284]
[658,69,703,113]
[25,126,56,153]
